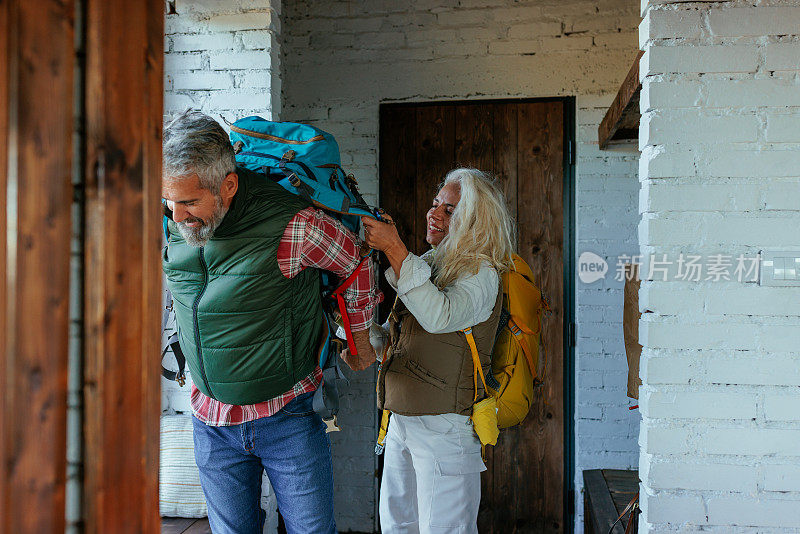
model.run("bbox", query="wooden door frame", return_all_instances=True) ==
[0,2,75,531]
[562,96,577,532]
[377,96,577,531]
[82,1,163,532]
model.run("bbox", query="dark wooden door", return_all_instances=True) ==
[379,100,567,533]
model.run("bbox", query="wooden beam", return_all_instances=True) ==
[0,1,74,532]
[598,51,644,150]
[82,0,163,532]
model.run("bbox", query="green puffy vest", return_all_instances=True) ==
[162,167,323,405]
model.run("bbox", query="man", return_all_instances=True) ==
[161,110,378,534]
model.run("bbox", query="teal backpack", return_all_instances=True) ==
[229,116,376,232]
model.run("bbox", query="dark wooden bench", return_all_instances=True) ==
[161,517,210,534]
[583,469,639,534]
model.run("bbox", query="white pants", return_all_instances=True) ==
[379,413,486,534]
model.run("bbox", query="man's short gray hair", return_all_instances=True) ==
[163,110,236,192]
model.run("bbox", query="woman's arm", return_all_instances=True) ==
[386,255,499,334]
[361,214,499,334]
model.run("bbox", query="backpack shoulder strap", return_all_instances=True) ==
[508,318,536,378]
[329,255,368,356]
[161,332,186,387]
[462,327,489,402]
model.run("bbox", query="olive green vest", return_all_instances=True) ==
[162,167,322,405]
[377,276,502,416]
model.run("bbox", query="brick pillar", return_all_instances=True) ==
[638,1,800,531]
[164,0,281,120]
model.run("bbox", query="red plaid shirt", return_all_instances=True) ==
[191,207,379,426]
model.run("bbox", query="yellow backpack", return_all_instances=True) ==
[464,254,549,432]
[375,254,548,455]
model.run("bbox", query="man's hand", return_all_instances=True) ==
[340,329,376,371]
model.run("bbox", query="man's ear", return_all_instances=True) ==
[220,172,238,206]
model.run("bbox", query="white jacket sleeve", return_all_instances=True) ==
[385,252,499,334]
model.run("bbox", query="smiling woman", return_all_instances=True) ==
[361,168,516,534]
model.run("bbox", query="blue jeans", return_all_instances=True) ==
[192,392,336,534]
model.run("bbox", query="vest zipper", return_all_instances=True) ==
[193,247,215,399]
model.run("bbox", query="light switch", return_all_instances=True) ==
[759,251,800,287]
[774,257,786,280]
[786,258,798,280]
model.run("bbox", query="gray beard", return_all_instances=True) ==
[176,195,227,247]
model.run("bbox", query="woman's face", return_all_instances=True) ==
[426,182,461,246]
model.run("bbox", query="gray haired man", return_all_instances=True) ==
[161,110,377,533]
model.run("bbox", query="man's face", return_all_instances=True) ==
[162,174,228,247]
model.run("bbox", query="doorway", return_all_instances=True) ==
[378,98,575,532]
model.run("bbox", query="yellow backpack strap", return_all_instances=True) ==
[462,327,489,402]
[375,409,391,455]
[509,317,548,388]
[508,318,536,379]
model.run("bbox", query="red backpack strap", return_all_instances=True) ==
[331,256,368,356]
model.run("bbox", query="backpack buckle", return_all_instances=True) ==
[287,173,302,188]
[323,415,340,433]
[281,150,296,162]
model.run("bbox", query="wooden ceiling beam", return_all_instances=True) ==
[598,50,644,150]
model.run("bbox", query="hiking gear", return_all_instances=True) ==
[379,413,484,534]
[376,287,502,417]
[161,291,187,386]
[192,392,337,534]
[228,116,379,360]
[229,116,375,231]
[312,323,345,433]
[161,332,186,387]
[463,327,500,450]
[163,168,323,405]
[462,254,549,430]
[375,409,390,455]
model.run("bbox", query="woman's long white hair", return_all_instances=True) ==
[432,168,516,288]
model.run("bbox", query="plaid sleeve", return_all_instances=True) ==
[277,208,381,331]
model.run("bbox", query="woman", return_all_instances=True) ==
[360,168,515,534]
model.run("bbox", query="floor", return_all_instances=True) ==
[161,517,211,534]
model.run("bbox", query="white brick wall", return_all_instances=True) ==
[282,2,643,531]
[164,0,281,121]
[639,1,800,532]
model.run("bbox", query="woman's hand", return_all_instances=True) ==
[362,214,410,275]
[361,214,402,252]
